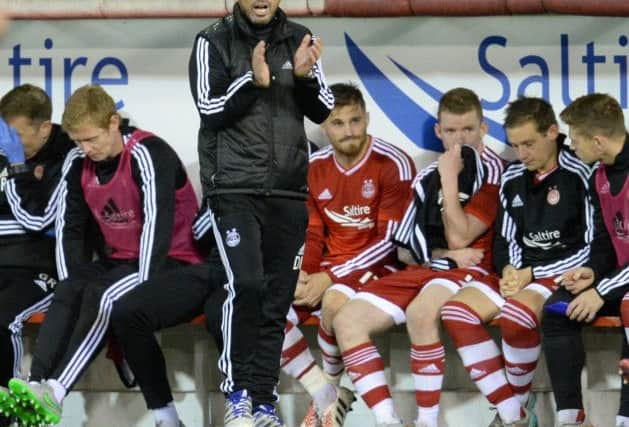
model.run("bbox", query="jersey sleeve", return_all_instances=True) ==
[464,183,500,227]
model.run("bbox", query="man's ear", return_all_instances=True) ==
[38,119,52,138]
[434,122,442,140]
[546,123,559,140]
[109,114,120,131]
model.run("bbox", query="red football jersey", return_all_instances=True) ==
[464,146,504,271]
[302,136,415,281]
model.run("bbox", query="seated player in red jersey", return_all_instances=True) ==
[279,83,415,427]
[333,87,504,427]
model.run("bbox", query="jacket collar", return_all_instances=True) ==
[232,3,292,44]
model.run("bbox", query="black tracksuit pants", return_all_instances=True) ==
[542,287,629,416]
[29,258,182,391]
[208,194,307,405]
[0,268,56,388]
[110,252,226,409]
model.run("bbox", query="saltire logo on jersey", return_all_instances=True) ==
[324,207,374,229]
[344,33,508,152]
[100,198,135,225]
[522,230,562,250]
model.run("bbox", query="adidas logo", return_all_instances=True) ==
[100,198,136,225]
[418,363,442,374]
[506,366,527,375]
[281,60,293,70]
[318,188,333,200]
[469,368,486,380]
[511,194,524,208]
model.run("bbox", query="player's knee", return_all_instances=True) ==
[110,298,136,330]
[541,306,572,336]
[320,292,347,331]
[408,297,441,335]
[51,279,83,304]
[500,299,538,340]
[333,303,364,343]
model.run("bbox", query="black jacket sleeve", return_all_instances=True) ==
[493,183,523,276]
[7,164,63,232]
[294,59,334,124]
[189,34,263,130]
[130,137,185,282]
[56,149,92,280]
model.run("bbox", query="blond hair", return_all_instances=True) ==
[62,85,118,133]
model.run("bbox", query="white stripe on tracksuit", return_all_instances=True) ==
[131,144,158,283]
[0,220,26,235]
[195,37,254,116]
[8,294,54,378]
[56,273,140,389]
[192,207,213,240]
[55,148,85,281]
[208,209,237,393]
[5,178,60,231]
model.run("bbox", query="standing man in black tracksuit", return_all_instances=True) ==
[188,1,333,426]
[0,84,75,427]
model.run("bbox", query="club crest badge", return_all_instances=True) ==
[225,228,240,247]
[547,186,560,205]
[361,178,375,199]
[34,165,44,180]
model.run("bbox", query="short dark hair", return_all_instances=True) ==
[0,84,52,124]
[560,93,625,138]
[330,82,366,111]
[438,87,482,121]
[504,97,557,133]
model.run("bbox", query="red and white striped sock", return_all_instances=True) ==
[411,342,445,427]
[281,321,316,379]
[281,321,337,410]
[318,324,344,377]
[500,299,541,405]
[441,301,523,423]
[343,342,400,424]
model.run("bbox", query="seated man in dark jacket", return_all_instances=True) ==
[0,84,75,427]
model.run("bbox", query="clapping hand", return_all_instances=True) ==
[293,34,321,79]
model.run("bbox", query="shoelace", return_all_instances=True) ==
[227,395,251,418]
[254,405,282,422]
